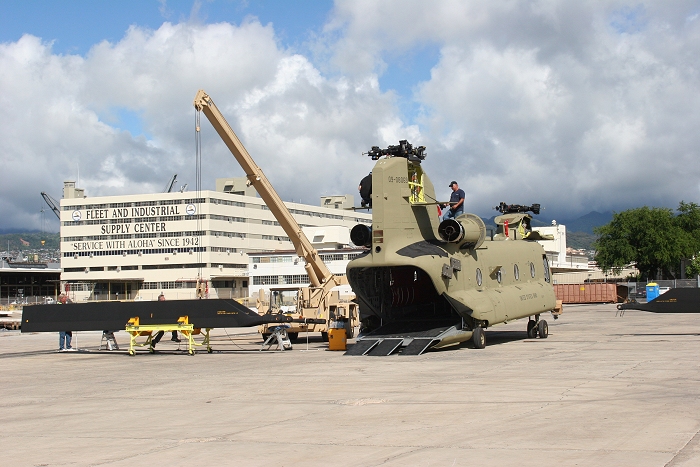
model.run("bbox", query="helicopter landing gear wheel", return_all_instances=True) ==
[538,320,548,339]
[527,319,537,338]
[345,321,355,339]
[472,327,485,349]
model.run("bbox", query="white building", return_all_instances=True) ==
[248,226,365,300]
[533,223,590,273]
[59,180,370,301]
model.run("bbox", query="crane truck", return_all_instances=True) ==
[193,90,358,341]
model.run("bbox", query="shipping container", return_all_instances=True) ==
[553,283,626,304]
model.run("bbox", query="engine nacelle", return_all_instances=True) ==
[350,224,372,247]
[438,214,486,249]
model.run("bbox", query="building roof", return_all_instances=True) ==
[1,259,61,273]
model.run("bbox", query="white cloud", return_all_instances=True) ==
[322,0,700,218]
[3,1,700,232]
[0,20,407,231]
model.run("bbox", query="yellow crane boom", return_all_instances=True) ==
[193,90,344,293]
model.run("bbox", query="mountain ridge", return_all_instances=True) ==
[555,211,613,235]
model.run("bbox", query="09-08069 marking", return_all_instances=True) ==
[386,176,408,183]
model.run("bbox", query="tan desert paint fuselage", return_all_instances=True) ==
[347,156,556,347]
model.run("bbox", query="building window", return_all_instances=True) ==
[320,254,343,262]
[142,263,206,270]
[253,275,279,285]
[210,214,246,223]
[210,198,245,208]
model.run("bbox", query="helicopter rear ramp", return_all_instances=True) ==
[345,320,467,356]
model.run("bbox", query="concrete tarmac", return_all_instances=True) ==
[1,303,699,466]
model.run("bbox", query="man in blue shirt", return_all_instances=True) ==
[441,181,465,221]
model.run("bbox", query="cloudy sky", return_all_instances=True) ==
[2,0,699,232]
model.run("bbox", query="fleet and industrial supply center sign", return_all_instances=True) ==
[68,204,200,252]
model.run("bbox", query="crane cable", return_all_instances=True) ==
[195,109,204,293]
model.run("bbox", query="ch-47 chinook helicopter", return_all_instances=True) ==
[345,141,558,356]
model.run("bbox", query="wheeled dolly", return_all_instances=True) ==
[125,316,212,356]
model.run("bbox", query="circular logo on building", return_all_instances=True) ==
[186,204,197,216]
[72,210,82,221]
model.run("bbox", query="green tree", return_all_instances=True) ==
[594,206,687,279]
[676,201,700,268]
[675,201,700,277]
[687,256,700,277]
